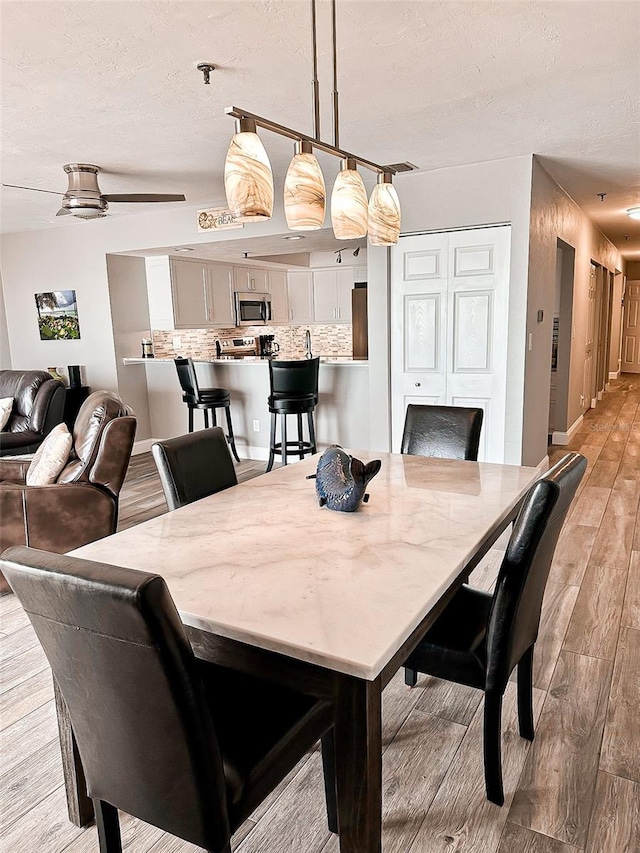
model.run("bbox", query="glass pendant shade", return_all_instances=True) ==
[331,158,368,239]
[224,118,274,220]
[367,173,401,246]
[284,140,326,230]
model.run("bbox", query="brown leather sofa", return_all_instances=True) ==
[0,370,66,456]
[0,390,136,593]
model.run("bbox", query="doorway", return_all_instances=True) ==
[549,241,575,440]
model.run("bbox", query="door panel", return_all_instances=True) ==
[584,264,597,406]
[392,226,510,461]
[622,281,640,373]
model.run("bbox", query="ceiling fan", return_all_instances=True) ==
[3,164,186,219]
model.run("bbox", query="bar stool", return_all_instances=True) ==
[266,358,319,472]
[174,358,240,463]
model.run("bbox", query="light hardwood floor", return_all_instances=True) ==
[1,379,639,852]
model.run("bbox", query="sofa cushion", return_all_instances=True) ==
[26,423,73,486]
[0,430,43,453]
[0,398,12,431]
[0,370,53,419]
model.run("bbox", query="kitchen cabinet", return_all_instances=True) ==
[233,266,269,293]
[145,257,234,329]
[312,268,353,324]
[268,269,289,324]
[287,271,314,324]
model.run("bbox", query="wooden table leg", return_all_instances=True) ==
[333,673,383,853]
[53,679,94,827]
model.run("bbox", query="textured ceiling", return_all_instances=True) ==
[1,1,639,256]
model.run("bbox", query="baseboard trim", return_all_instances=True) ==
[131,438,156,456]
[609,371,620,380]
[537,455,550,474]
[552,414,583,446]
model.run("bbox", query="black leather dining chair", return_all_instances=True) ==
[0,546,338,853]
[401,404,484,460]
[175,358,240,463]
[152,427,238,511]
[266,357,320,472]
[403,452,587,806]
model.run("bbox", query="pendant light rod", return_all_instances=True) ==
[224,106,397,175]
[310,0,321,140]
[331,0,339,148]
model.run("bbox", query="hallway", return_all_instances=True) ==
[0,376,638,852]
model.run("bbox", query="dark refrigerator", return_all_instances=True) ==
[351,283,368,359]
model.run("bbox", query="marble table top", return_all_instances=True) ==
[72,453,539,680]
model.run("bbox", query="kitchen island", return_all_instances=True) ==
[123,357,370,459]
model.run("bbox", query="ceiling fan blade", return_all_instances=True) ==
[56,207,71,216]
[102,193,186,203]
[2,183,64,196]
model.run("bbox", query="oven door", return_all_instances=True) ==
[234,292,272,325]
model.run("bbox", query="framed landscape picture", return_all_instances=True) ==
[35,290,81,340]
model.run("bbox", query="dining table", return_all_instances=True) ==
[58,450,539,853]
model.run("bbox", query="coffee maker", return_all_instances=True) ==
[258,334,279,357]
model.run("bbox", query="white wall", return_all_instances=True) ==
[526,159,624,463]
[0,274,11,369]
[0,201,297,392]
[105,254,152,439]
[368,155,534,463]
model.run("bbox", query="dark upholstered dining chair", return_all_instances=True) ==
[0,546,337,853]
[175,358,240,463]
[401,404,484,460]
[152,427,238,511]
[404,452,587,806]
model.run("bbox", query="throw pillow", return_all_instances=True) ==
[26,423,73,487]
[0,397,13,430]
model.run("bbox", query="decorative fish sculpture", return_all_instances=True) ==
[307,445,382,512]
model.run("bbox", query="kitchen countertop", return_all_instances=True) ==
[123,356,368,366]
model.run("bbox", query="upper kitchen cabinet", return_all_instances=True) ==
[312,268,353,324]
[268,269,290,324]
[145,257,234,329]
[233,266,269,293]
[287,271,314,324]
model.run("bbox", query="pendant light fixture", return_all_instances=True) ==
[218,0,406,242]
[331,158,368,239]
[627,206,640,220]
[368,173,401,246]
[284,140,326,230]
[224,117,274,220]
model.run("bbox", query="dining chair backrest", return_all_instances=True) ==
[175,357,201,403]
[400,404,484,460]
[152,427,238,511]
[0,546,231,853]
[485,452,587,692]
[269,357,319,399]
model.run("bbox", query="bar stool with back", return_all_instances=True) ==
[174,358,240,463]
[266,357,320,472]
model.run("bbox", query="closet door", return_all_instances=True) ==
[390,232,448,446]
[391,226,511,462]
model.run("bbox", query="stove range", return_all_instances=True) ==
[215,336,258,358]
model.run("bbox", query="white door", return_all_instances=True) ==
[391,226,511,462]
[287,271,314,324]
[171,260,210,328]
[206,264,235,326]
[336,268,354,323]
[621,280,640,373]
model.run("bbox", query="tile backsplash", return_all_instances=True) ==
[152,324,353,359]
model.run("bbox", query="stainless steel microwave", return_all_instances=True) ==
[234,292,272,326]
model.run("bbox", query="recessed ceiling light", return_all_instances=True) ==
[282,235,305,241]
[173,246,194,252]
[627,206,640,220]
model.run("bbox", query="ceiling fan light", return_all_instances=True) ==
[627,206,640,220]
[224,118,274,220]
[331,158,368,240]
[284,140,326,230]
[367,173,401,246]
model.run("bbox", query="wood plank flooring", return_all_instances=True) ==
[1,378,639,852]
